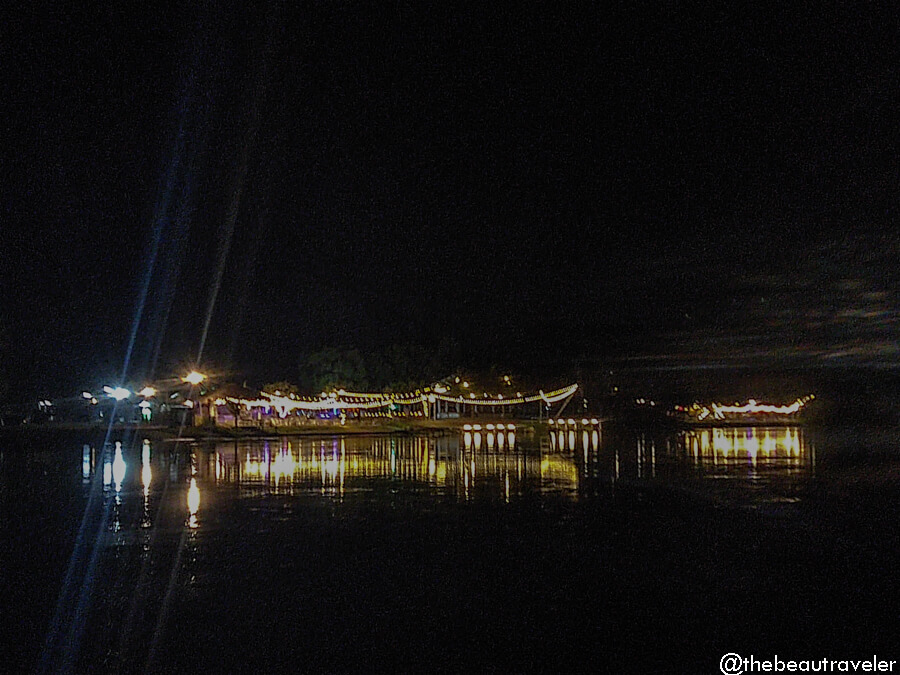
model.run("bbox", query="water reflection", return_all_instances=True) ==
[572,425,815,505]
[204,435,577,502]
[678,426,810,475]
[187,478,200,529]
[67,426,814,521]
[82,443,91,481]
[142,439,152,497]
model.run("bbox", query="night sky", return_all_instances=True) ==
[3,2,898,398]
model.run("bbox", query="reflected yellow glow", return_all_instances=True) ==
[683,426,809,469]
[208,437,580,500]
[273,450,297,484]
[187,478,200,528]
[325,455,340,479]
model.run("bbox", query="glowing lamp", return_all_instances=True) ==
[103,386,131,401]
[182,371,206,385]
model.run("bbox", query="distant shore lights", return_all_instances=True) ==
[688,395,814,422]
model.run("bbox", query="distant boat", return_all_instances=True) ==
[670,395,814,427]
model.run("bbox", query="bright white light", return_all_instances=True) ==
[82,391,93,399]
[138,386,156,397]
[104,386,131,401]
[182,371,206,385]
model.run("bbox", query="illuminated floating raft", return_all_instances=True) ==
[673,395,815,426]
[214,383,579,417]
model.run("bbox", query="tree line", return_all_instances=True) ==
[268,340,463,394]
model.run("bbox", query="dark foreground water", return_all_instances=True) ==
[2,424,899,673]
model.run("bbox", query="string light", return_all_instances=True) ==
[686,396,813,421]
[208,383,580,413]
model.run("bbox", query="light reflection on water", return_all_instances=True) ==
[205,434,575,502]
[0,423,886,674]
[5,426,818,670]
[70,426,815,515]
[579,425,814,505]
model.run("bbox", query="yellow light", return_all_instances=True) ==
[187,478,200,528]
[183,371,206,385]
[462,381,469,388]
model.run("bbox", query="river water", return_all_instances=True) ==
[2,424,898,673]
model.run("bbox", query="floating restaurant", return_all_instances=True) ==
[197,383,580,427]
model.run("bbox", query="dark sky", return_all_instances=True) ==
[2,2,898,397]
